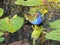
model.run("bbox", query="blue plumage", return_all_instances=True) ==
[30,12,42,25]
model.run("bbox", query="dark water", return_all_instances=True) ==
[0,0,60,45]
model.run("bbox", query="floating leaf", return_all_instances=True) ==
[0,15,24,33]
[0,32,4,36]
[15,0,24,5]
[9,15,24,33]
[45,30,60,41]
[49,20,60,29]
[0,17,9,32]
[15,0,41,6]
[0,37,4,42]
[0,8,4,17]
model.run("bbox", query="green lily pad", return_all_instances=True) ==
[15,0,24,5]
[49,20,60,29]
[0,18,9,32]
[0,37,4,42]
[45,30,60,41]
[15,0,41,6]
[0,8,4,17]
[9,15,24,33]
[0,32,4,36]
[0,15,24,33]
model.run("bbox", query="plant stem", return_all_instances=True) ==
[33,39,36,45]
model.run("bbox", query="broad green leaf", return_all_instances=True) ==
[0,32,4,36]
[15,0,41,6]
[15,0,24,5]
[21,0,40,6]
[0,15,24,33]
[0,37,4,42]
[49,20,60,29]
[0,17,9,31]
[0,8,4,17]
[45,30,60,41]
[9,15,24,33]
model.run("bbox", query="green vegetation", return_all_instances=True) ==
[0,8,24,42]
[46,20,60,41]
[0,8,4,17]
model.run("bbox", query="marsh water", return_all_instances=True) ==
[0,0,60,45]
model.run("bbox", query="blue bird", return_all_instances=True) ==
[24,12,42,25]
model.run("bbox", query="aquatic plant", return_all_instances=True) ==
[49,20,60,29]
[0,32,4,42]
[31,25,44,45]
[0,8,4,42]
[15,0,24,5]
[15,0,41,6]
[46,20,60,41]
[46,30,60,41]
[0,8,24,42]
[0,8,4,17]
[0,15,24,33]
